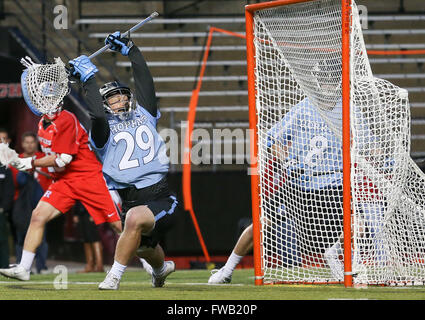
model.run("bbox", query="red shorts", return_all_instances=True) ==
[40,175,120,225]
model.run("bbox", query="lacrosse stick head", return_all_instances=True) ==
[21,56,70,117]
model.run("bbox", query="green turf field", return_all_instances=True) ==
[0,269,425,300]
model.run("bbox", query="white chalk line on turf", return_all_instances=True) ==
[0,281,246,286]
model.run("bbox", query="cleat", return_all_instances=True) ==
[152,261,175,288]
[324,249,344,280]
[0,264,30,281]
[208,267,232,284]
[98,272,121,290]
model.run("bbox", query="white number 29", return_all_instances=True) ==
[114,125,155,170]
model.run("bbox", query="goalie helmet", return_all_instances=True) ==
[99,81,136,121]
[20,56,70,117]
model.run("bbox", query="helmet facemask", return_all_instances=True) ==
[101,85,136,121]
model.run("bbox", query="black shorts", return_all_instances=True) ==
[75,202,100,243]
[117,177,179,249]
[281,184,344,254]
[78,212,101,243]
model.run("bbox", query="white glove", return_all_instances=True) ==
[0,143,19,167]
[11,157,33,171]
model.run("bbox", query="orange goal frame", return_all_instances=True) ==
[244,0,353,287]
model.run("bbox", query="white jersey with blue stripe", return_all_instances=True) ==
[267,98,343,191]
[91,104,169,190]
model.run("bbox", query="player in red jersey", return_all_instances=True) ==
[9,132,52,273]
[0,57,122,281]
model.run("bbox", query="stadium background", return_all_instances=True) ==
[0,0,424,267]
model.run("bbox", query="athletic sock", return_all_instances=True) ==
[109,260,127,279]
[223,251,243,277]
[19,250,35,272]
[152,262,166,276]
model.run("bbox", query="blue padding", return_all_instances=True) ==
[21,70,42,116]
[154,196,178,222]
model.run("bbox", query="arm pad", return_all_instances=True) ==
[55,153,73,168]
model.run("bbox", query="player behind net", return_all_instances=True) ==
[209,59,385,283]
[208,59,343,283]
[0,57,122,281]
[68,31,179,290]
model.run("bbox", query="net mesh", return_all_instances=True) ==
[252,0,425,285]
[21,57,69,116]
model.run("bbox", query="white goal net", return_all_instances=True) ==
[252,0,425,285]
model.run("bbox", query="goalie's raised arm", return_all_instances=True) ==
[128,45,158,117]
[104,31,157,117]
[69,55,110,149]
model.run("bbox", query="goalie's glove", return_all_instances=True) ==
[105,31,133,56]
[11,157,33,172]
[69,55,98,83]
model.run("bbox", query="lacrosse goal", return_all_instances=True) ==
[245,0,425,287]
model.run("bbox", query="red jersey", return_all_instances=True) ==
[37,110,103,181]
[28,152,52,192]
[353,163,381,202]
[263,158,286,198]
[10,151,52,200]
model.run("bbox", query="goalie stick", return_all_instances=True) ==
[88,11,159,59]
[66,12,159,79]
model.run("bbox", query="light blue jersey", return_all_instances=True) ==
[91,104,169,190]
[267,98,343,190]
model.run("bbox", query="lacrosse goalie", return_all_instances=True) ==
[0,57,122,281]
[68,30,179,290]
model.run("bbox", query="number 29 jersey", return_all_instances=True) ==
[91,104,169,190]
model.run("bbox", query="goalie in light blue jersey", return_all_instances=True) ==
[266,64,389,280]
[267,97,344,191]
[96,81,169,189]
[69,31,178,290]
[266,96,347,278]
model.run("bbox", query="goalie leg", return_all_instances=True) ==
[358,201,386,265]
[99,194,179,290]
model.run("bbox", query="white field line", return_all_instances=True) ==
[1,281,424,289]
[0,280,246,286]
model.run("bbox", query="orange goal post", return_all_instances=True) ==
[245,0,425,288]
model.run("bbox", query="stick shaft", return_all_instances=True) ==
[88,12,159,59]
